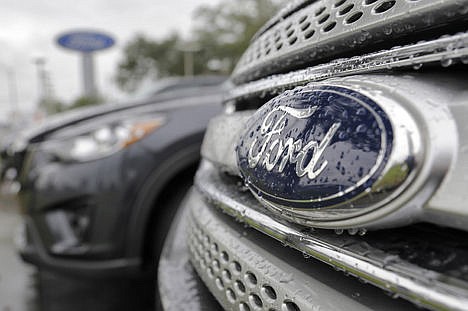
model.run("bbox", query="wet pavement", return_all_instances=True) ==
[0,190,154,311]
[0,193,37,311]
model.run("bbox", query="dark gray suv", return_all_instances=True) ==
[8,76,226,281]
[159,1,468,310]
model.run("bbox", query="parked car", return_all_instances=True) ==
[0,76,226,182]
[159,1,468,310]
[8,76,225,300]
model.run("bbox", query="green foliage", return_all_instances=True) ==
[115,0,284,92]
[39,95,104,115]
[68,95,104,110]
[39,98,64,115]
[193,0,283,71]
[115,33,185,92]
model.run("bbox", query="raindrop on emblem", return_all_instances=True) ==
[355,124,367,133]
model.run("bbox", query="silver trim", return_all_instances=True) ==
[242,80,426,223]
[187,189,415,311]
[209,74,464,229]
[238,85,421,222]
[228,32,468,102]
[232,0,468,83]
[201,111,251,174]
[195,161,468,311]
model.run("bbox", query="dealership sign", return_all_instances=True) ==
[57,31,115,53]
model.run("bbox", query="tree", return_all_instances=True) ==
[39,97,64,115]
[115,33,185,92]
[114,0,284,92]
[68,95,104,110]
[192,0,284,72]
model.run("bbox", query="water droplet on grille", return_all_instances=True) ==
[334,229,344,235]
[441,57,453,67]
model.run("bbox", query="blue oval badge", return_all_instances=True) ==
[57,31,115,53]
[236,85,393,209]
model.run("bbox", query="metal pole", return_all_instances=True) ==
[33,57,46,101]
[184,50,194,77]
[6,69,18,111]
[81,52,96,96]
[179,42,200,77]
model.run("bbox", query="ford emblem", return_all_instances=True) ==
[236,84,421,223]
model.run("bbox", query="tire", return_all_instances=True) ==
[152,178,193,310]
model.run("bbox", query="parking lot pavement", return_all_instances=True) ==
[0,192,154,311]
[36,271,154,311]
[0,194,38,311]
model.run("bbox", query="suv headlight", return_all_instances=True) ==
[41,117,165,162]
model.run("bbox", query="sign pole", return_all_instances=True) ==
[82,52,96,97]
[56,30,114,98]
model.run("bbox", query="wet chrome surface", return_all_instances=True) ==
[232,0,468,83]
[195,161,468,311]
[235,83,422,223]
[228,32,468,102]
[186,189,416,311]
[208,74,468,230]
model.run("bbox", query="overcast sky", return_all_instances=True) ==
[0,0,221,119]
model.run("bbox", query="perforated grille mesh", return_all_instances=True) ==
[226,32,468,103]
[232,0,468,83]
[186,190,418,310]
[188,221,303,311]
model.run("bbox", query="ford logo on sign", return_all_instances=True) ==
[57,31,115,53]
[237,84,420,223]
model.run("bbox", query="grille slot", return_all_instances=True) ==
[232,0,468,83]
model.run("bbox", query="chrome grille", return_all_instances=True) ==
[188,223,305,311]
[232,0,468,83]
[228,32,468,103]
[194,1,468,309]
[189,215,309,311]
[194,161,468,311]
[187,188,415,311]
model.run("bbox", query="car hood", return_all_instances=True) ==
[2,85,225,155]
[34,85,226,142]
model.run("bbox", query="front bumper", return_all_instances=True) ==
[163,188,416,310]
[15,143,156,276]
[158,190,222,311]
[16,215,141,278]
